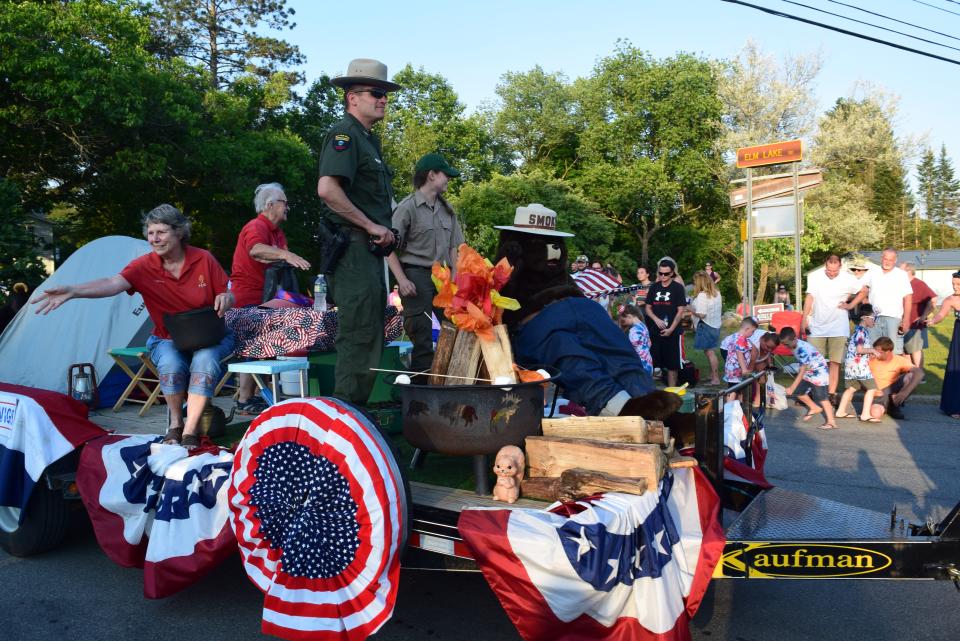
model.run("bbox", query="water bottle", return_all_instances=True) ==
[313,274,328,312]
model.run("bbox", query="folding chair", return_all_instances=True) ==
[768,310,805,369]
[108,346,163,416]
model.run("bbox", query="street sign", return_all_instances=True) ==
[730,169,822,208]
[753,303,785,324]
[750,196,804,238]
[736,140,803,169]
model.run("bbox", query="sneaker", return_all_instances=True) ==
[887,403,906,420]
[235,396,269,415]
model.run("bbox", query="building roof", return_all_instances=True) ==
[860,249,960,270]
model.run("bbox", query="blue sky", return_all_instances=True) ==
[281,0,958,175]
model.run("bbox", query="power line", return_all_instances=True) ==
[912,0,960,18]
[719,0,960,66]
[827,0,960,43]
[777,0,960,53]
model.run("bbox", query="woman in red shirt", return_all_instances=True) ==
[33,204,234,448]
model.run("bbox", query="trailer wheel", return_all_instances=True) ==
[0,482,70,557]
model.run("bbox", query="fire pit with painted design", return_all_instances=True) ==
[396,374,555,457]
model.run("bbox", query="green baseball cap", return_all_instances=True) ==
[415,153,460,177]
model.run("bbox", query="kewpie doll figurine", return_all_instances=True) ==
[491,445,525,503]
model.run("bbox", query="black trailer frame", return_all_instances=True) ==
[406,373,960,587]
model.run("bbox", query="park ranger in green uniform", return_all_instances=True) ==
[317,58,401,404]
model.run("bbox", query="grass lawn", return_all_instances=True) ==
[681,316,956,396]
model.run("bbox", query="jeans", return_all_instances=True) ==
[147,331,235,397]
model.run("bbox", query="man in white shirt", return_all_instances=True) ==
[864,248,913,354]
[802,254,868,403]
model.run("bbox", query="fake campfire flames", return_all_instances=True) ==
[402,244,691,505]
[428,244,534,386]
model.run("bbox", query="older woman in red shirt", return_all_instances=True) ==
[33,204,234,448]
[230,182,310,414]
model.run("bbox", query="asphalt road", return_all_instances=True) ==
[2,400,959,641]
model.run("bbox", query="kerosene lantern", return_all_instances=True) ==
[67,363,99,407]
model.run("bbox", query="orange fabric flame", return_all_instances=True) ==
[431,244,518,341]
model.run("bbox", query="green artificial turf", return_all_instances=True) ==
[391,434,487,491]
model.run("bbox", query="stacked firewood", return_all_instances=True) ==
[520,415,696,502]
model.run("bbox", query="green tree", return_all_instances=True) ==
[153,0,303,88]
[812,90,910,249]
[0,179,48,290]
[0,2,321,274]
[936,145,960,245]
[573,44,728,266]
[719,41,821,162]
[0,0,204,216]
[379,65,511,198]
[285,74,343,156]
[452,172,616,261]
[491,66,581,177]
[916,147,937,224]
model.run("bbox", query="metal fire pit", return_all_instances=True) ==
[397,376,552,456]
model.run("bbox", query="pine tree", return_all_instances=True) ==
[153,0,304,88]
[936,145,960,246]
[916,147,937,227]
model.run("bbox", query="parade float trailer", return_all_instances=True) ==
[3,373,958,587]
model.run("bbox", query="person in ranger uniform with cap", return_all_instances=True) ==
[316,58,401,404]
[387,153,464,377]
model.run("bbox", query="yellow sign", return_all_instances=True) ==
[717,543,893,579]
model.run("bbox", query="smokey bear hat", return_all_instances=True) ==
[494,203,574,237]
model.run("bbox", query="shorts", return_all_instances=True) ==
[795,380,828,402]
[649,330,683,372]
[903,328,928,353]
[845,378,877,391]
[693,323,719,350]
[807,336,847,363]
[873,376,906,403]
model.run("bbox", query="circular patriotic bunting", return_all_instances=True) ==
[229,398,407,641]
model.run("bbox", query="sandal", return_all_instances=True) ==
[181,433,200,450]
[835,412,857,419]
[859,416,881,423]
[802,410,824,421]
[817,423,838,430]
[162,427,183,445]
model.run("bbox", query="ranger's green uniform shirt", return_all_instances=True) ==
[317,113,394,229]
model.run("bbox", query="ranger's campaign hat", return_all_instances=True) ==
[415,153,460,177]
[332,58,402,92]
[494,203,574,238]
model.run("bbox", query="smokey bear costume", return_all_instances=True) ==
[494,204,681,420]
